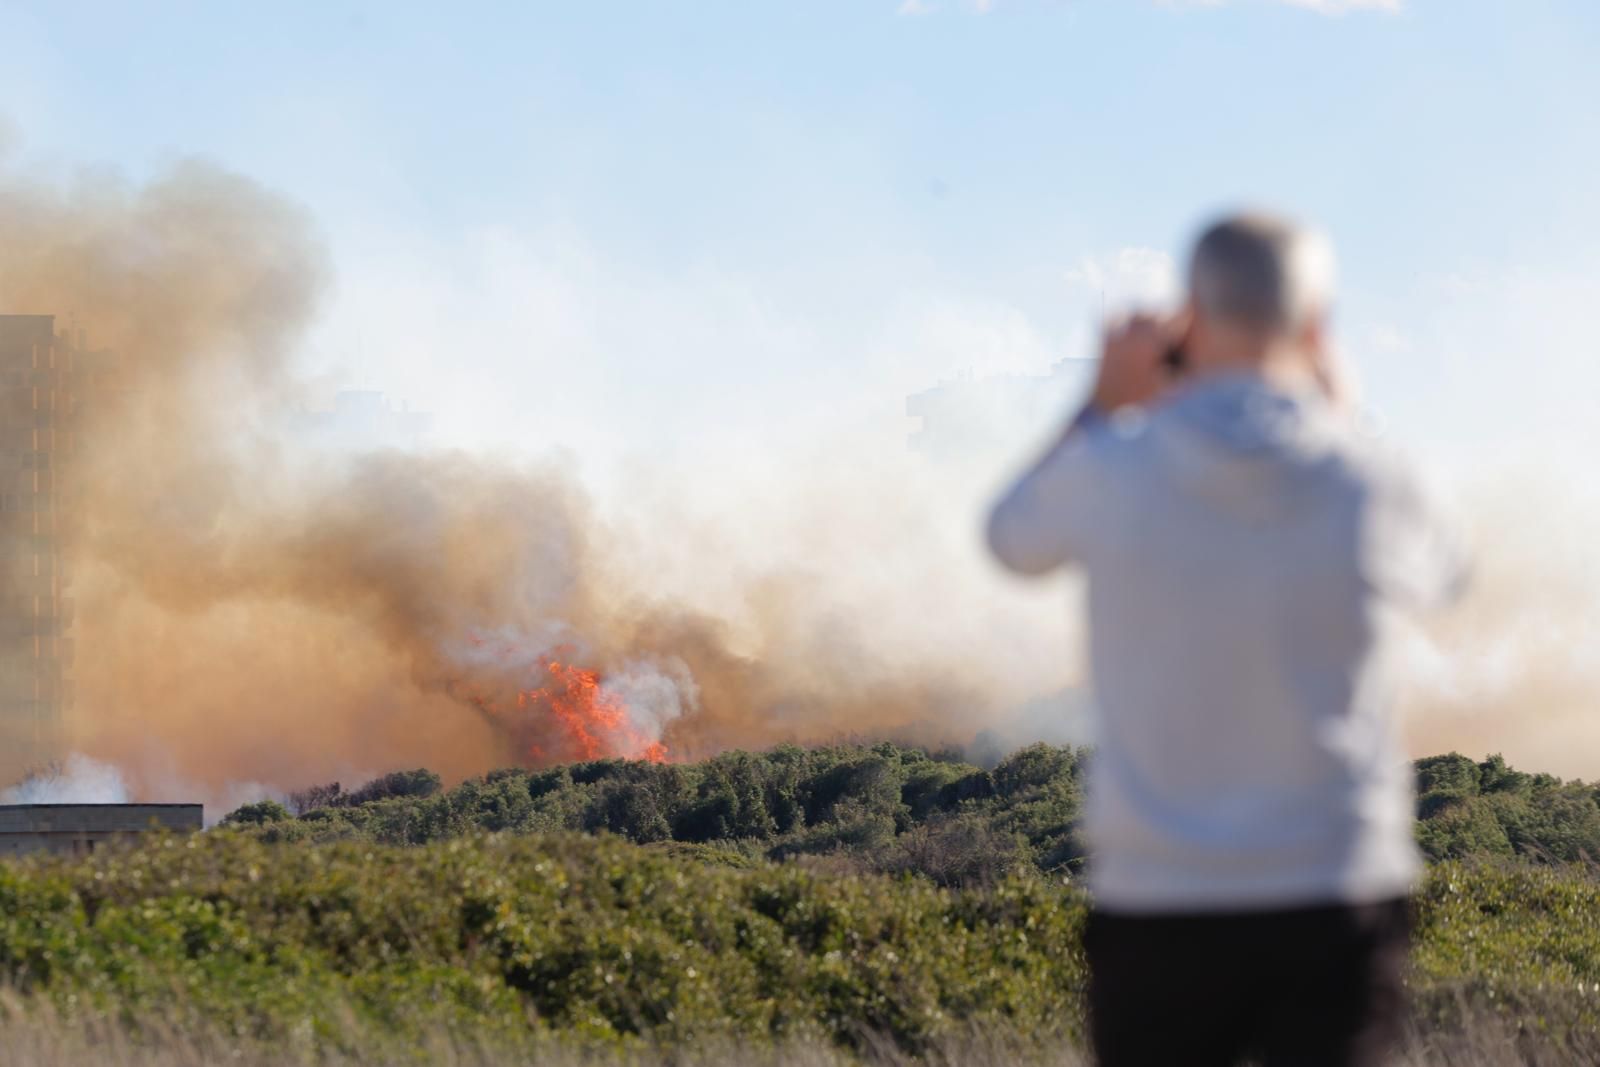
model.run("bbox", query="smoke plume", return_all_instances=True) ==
[0,160,1004,799]
[0,754,129,805]
[1399,478,1600,782]
[0,158,1592,804]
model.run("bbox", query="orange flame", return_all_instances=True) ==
[523,658,668,764]
[452,637,669,766]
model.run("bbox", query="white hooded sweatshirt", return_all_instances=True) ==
[988,374,1466,914]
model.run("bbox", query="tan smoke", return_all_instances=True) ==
[1400,478,1600,781]
[0,161,983,796]
[1,158,1592,800]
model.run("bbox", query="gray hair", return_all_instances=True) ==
[1188,213,1336,333]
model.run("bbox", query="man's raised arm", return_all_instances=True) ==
[987,312,1181,576]
[986,410,1104,575]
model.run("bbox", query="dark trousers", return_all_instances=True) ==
[1084,897,1411,1067]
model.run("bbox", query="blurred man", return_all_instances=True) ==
[988,214,1466,1066]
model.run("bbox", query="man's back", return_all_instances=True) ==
[988,213,1465,1065]
[1026,375,1462,910]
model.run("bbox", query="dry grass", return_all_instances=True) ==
[0,1007,1594,1067]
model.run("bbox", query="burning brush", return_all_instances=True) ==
[451,634,685,766]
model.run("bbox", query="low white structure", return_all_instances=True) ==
[0,804,203,857]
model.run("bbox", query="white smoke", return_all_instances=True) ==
[1,753,131,804]
[600,657,699,750]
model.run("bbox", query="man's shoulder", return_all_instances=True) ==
[1235,403,1420,496]
[1076,405,1166,464]
[1320,426,1433,505]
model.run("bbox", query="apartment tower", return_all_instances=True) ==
[0,315,110,778]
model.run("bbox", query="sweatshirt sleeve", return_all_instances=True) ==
[1365,462,1470,610]
[986,412,1112,576]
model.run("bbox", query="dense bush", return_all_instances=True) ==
[285,768,442,815]
[240,744,1600,881]
[255,743,1092,883]
[220,800,291,827]
[0,832,1594,1059]
[1412,860,1600,1042]
[1415,753,1600,864]
[0,831,1090,1056]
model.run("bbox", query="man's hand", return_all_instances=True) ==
[1089,312,1187,415]
[1311,345,1360,414]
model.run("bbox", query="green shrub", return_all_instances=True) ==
[1416,753,1600,864]
[0,832,1091,1056]
[0,832,1594,1059]
[1412,860,1600,1041]
[223,744,1600,885]
[221,800,291,827]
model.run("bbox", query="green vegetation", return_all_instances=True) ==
[232,744,1600,880]
[1415,753,1600,864]
[0,743,1594,1060]
[240,742,1082,888]
[0,831,1596,1061]
[1413,861,1600,1041]
[0,830,1088,1058]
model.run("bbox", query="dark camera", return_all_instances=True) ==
[1162,342,1187,375]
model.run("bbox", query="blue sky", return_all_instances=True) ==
[2,0,1598,475]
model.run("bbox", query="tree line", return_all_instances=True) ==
[221,743,1600,884]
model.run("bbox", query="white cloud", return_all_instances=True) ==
[1064,247,1178,312]
[1282,0,1401,13]
[896,0,995,15]
[1160,0,1401,13]
[1366,324,1412,354]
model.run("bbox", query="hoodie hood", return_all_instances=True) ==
[1153,373,1345,519]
